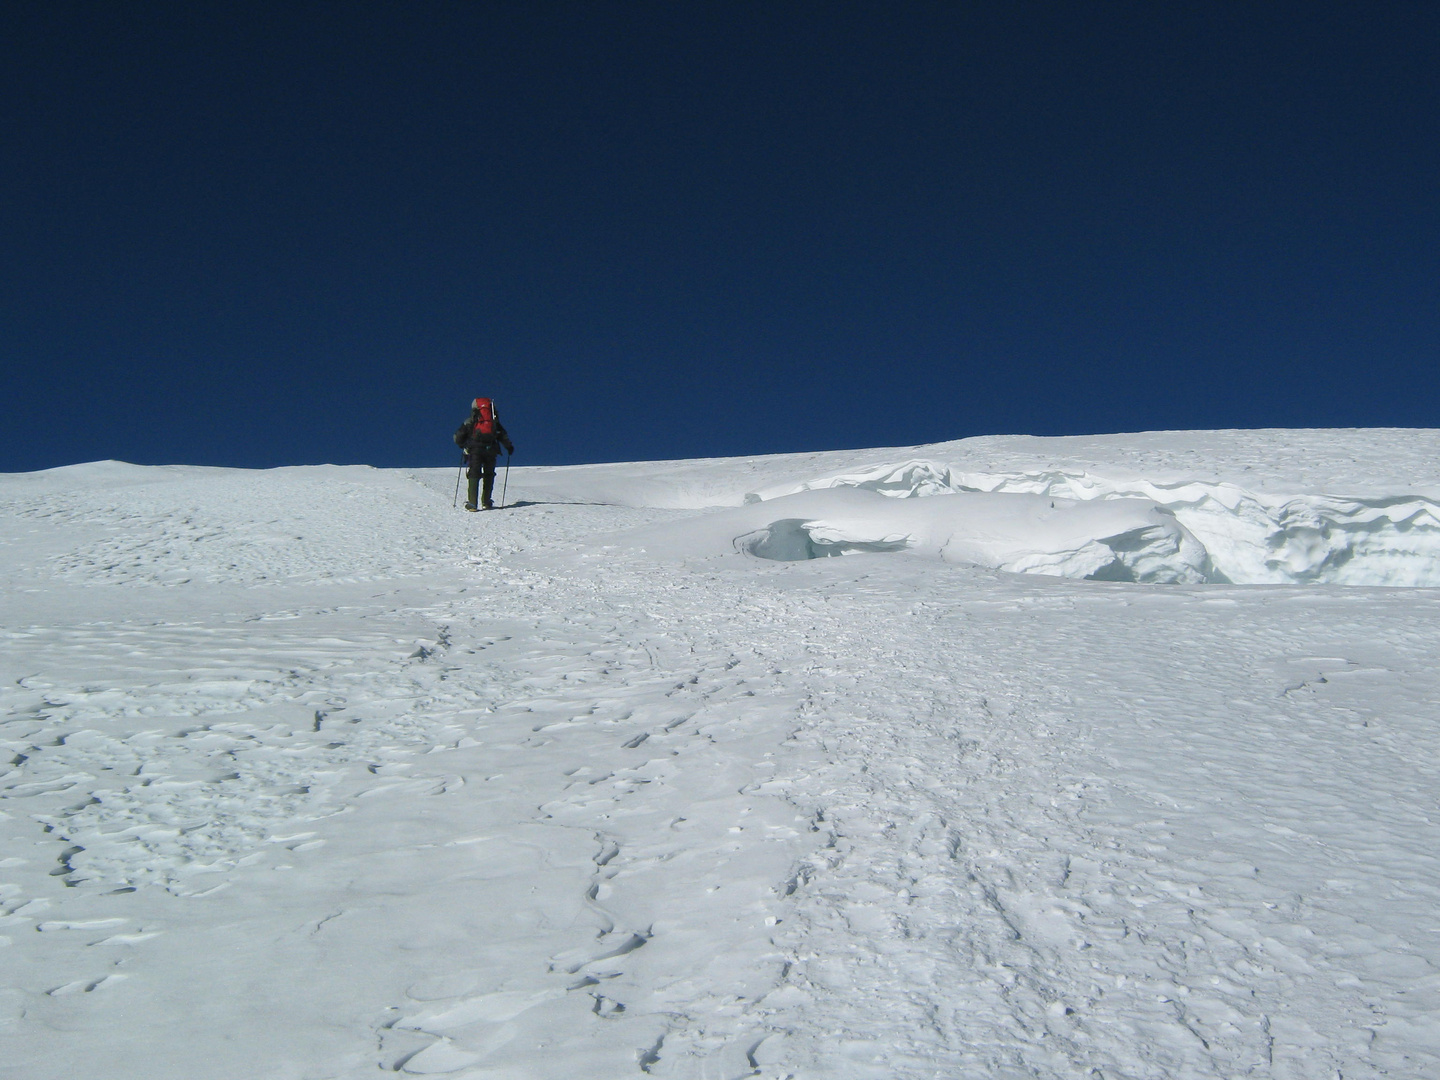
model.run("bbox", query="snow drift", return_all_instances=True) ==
[617,487,1212,584]
[742,457,1440,586]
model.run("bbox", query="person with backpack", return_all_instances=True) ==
[453,397,514,511]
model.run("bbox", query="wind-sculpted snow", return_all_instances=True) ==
[742,456,1440,586]
[4,430,1440,1080]
[953,470,1440,586]
[745,458,963,502]
[616,487,1213,584]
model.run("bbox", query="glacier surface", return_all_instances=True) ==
[2,428,1439,1079]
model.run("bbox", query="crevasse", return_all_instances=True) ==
[746,459,1440,586]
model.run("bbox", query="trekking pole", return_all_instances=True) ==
[452,457,464,508]
[500,451,511,509]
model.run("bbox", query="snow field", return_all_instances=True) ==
[2,428,1439,1079]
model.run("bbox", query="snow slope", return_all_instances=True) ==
[2,429,1439,1079]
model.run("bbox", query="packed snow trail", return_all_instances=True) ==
[2,431,1439,1079]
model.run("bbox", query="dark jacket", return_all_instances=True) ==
[454,412,513,460]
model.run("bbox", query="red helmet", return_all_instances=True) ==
[472,397,491,411]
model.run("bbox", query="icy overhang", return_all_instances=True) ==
[739,459,1440,586]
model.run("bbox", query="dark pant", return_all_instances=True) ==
[466,454,498,507]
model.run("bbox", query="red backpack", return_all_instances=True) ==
[472,397,496,435]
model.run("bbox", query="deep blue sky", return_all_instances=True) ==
[3,3,1437,471]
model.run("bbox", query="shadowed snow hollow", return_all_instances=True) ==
[744,458,1440,586]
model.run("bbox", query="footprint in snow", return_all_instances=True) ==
[549,928,650,975]
[48,974,127,996]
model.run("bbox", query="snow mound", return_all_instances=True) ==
[743,459,1440,586]
[952,470,1440,586]
[620,487,1213,584]
[745,459,960,502]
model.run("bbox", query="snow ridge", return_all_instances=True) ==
[746,458,1440,586]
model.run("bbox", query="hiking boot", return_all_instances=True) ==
[463,502,479,512]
